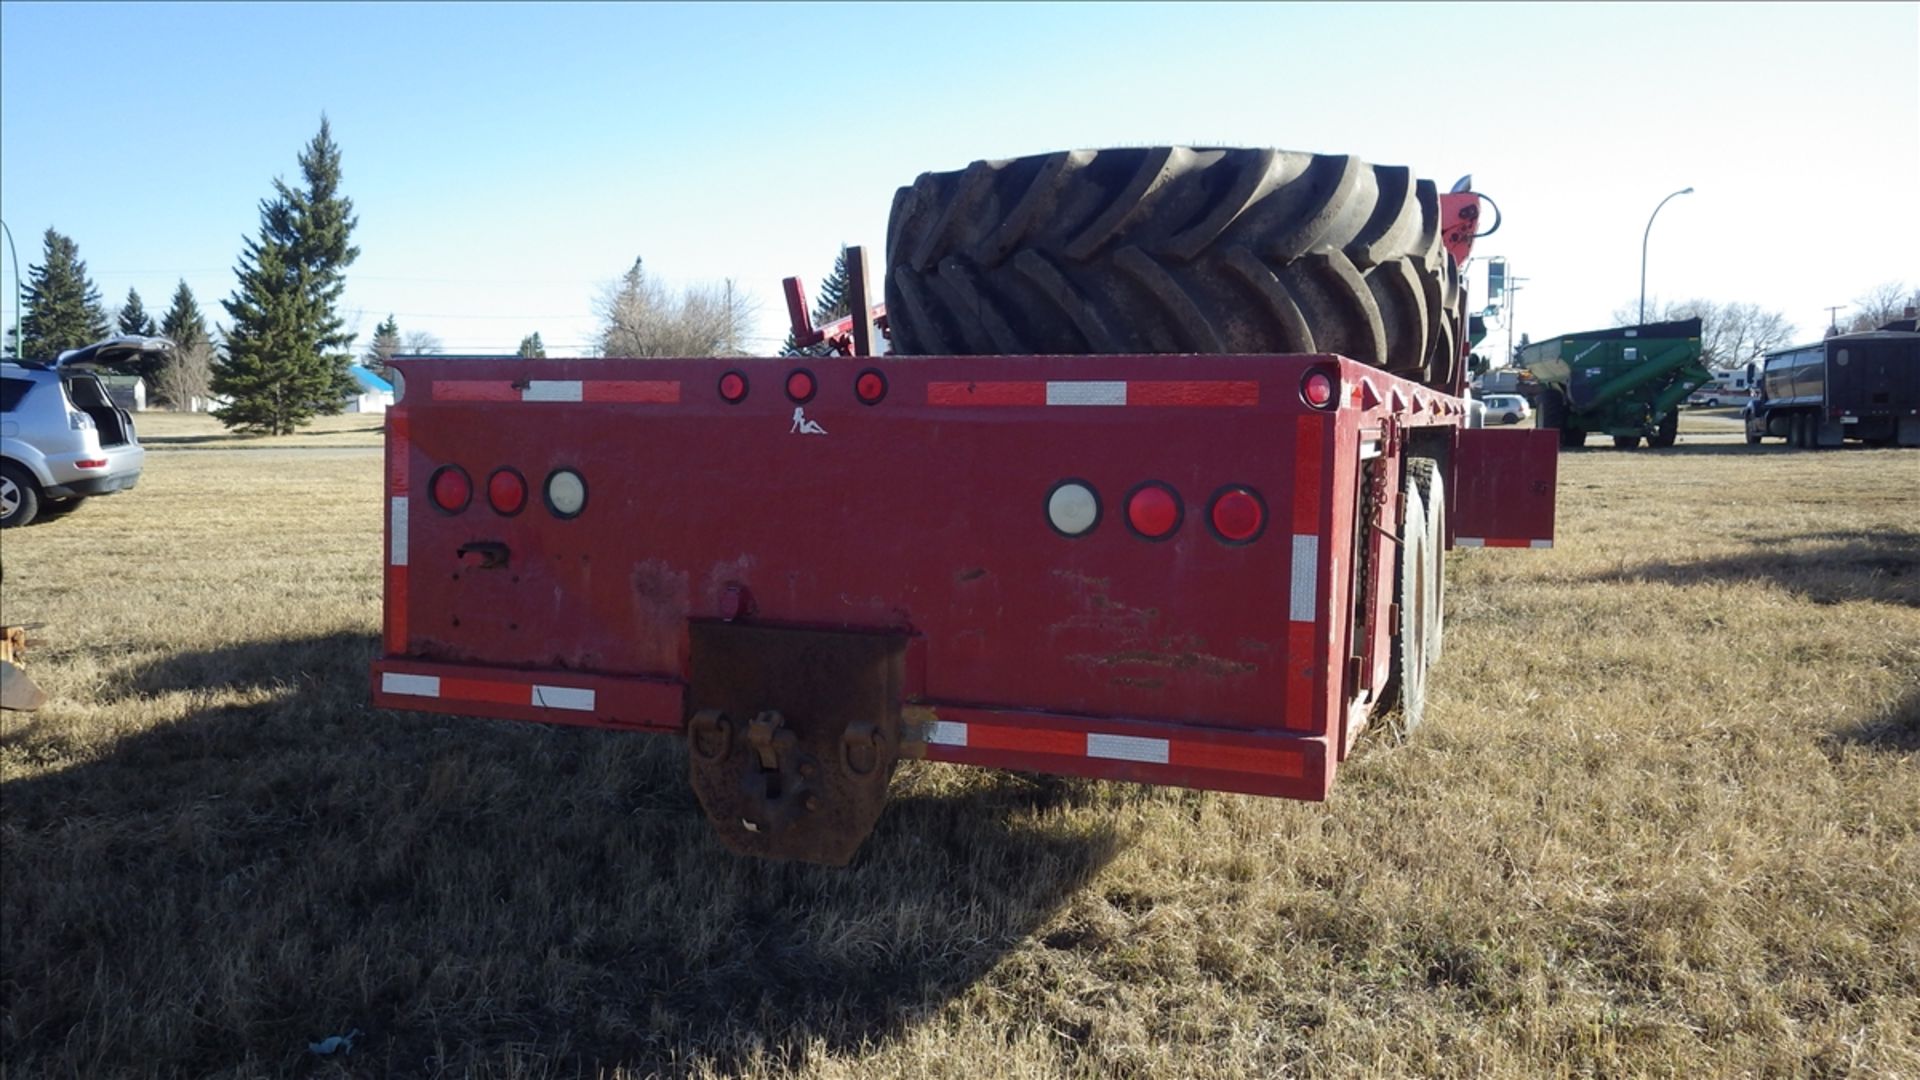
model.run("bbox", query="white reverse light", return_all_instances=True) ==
[545,469,586,518]
[1047,481,1100,537]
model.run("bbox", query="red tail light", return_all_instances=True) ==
[487,468,527,516]
[1126,482,1182,540]
[74,458,108,469]
[855,370,887,405]
[786,369,816,403]
[429,466,471,513]
[718,371,748,403]
[1301,369,1337,409]
[1209,486,1266,544]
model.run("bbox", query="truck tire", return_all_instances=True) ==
[1383,477,1432,740]
[1648,409,1679,448]
[1406,457,1446,666]
[0,461,41,529]
[885,147,1464,385]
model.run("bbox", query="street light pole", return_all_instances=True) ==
[1640,187,1694,326]
[0,220,20,358]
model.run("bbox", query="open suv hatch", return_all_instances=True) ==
[1,334,169,527]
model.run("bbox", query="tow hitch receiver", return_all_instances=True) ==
[686,624,907,865]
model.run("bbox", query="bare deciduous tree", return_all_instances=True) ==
[1611,297,1797,371]
[154,339,215,411]
[400,330,442,355]
[1844,281,1918,332]
[596,257,756,358]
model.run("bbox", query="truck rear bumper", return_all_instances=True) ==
[369,657,1332,800]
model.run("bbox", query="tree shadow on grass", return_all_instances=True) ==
[0,633,1123,1078]
[1826,683,1920,753]
[1579,530,1920,607]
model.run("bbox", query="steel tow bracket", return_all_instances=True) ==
[686,623,907,865]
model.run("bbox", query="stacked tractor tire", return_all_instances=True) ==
[884,146,1465,388]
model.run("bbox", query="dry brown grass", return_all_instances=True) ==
[132,411,385,449]
[1,425,1915,1079]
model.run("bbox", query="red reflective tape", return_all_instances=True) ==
[584,380,681,403]
[927,381,1046,406]
[1170,740,1306,779]
[439,676,527,706]
[1284,621,1318,731]
[383,566,408,655]
[1127,380,1261,406]
[435,380,519,401]
[385,413,410,494]
[969,723,1084,757]
[1480,538,1532,548]
[1291,414,1325,533]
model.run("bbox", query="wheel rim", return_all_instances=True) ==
[0,475,18,518]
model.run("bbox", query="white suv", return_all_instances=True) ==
[1,336,167,527]
[1480,393,1532,425]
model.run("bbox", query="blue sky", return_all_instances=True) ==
[2,1,1915,359]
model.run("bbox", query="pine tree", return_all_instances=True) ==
[118,287,156,337]
[517,332,546,358]
[213,117,361,435]
[19,228,109,359]
[157,281,214,409]
[781,247,852,356]
[364,314,401,379]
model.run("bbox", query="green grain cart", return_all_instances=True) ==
[1520,317,1708,449]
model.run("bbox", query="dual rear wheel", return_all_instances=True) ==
[1381,457,1445,739]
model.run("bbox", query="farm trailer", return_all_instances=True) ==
[1521,318,1709,449]
[1744,329,1920,448]
[370,147,1560,864]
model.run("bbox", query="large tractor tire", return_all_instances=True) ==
[885,147,1465,386]
[1648,409,1679,448]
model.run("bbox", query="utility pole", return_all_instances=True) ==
[1824,304,1845,337]
[1505,276,1529,368]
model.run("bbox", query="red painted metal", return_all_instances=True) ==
[1449,428,1559,549]
[375,345,1555,806]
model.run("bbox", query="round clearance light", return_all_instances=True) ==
[786,369,816,403]
[855,369,887,405]
[429,465,471,514]
[488,468,527,516]
[390,369,407,404]
[1210,486,1267,544]
[544,469,587,519]
[1046,480,1101,538]
[1301,369,1337,409]
[1125,482,1182,541]
[718,371,748,403]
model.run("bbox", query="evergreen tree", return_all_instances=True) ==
[117,286,157,337]
[364,313,401,378]
[19,228,109,359]
[780,246,852,356]
[156,281,214,409]
[213,117,361,435]
[517,332,546,358]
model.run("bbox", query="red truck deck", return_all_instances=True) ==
[371,349,1556,862]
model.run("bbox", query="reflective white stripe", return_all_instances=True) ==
[927,720,969,747]
[1086,733,1170,764]
[1530,539,1553,549]
[523,380,583,402]
[1046,381,1127,406]
[1455,537,1486,548]
[382,672,439,698]
[389,496,409,566]
[1289,534,1319,622]
[531,685,595,711]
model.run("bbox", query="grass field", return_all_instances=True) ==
[1,416,1915,1078]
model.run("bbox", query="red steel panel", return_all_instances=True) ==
[1450,428,1559,548]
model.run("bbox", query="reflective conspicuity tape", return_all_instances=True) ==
[434,379,681,404]
[925,380,1260,407]
[1289,534,1319,622]
[1456,537,1553,549]
[379,671,596,713]
[388,496,409,567]
[922,720,1305,779]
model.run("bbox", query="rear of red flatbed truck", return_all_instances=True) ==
[371,352,1557,862]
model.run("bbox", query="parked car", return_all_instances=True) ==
[1479,393,1532,425]
[1,335,168,527]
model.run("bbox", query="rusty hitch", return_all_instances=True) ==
[686,624,906,865]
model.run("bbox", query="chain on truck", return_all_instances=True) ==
[371,147,1559,865]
